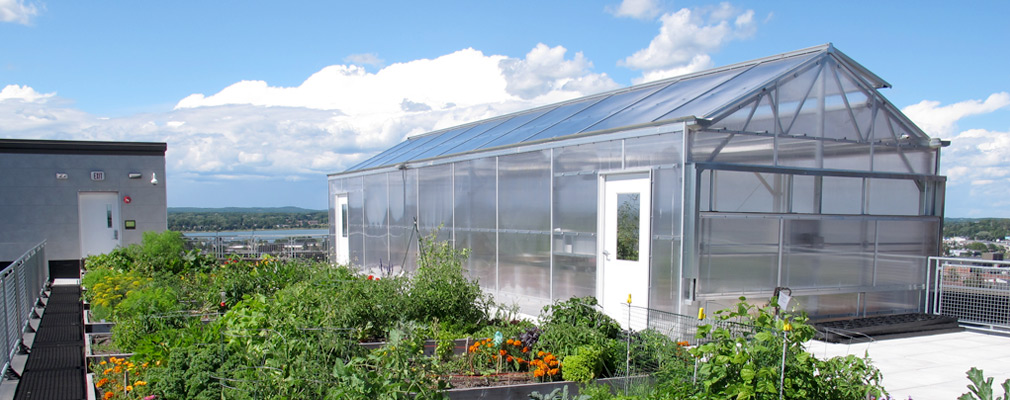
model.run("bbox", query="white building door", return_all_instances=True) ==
[334,194,350,265]
[79,192,121,257]
[599,173,651,330]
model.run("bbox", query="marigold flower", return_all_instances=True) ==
[95,378,108,387]
[507,356,513,362]
[135,380,147,386]
[99,360,107,365]
[549,368,559,376]
[499,349,507,356]
[126,385,133,392]
[104,392,114,400]
[522,347,529,353]
[537,351,545,357]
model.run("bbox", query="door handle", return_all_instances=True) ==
[602,249,611,261]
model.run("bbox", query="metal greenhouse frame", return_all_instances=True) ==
[327,44,946,326]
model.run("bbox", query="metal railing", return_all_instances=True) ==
[1,241,49,378]
[928,256,1010,334]
[184,234,331,262]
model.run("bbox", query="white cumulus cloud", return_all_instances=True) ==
[902,92,1010,137]
[621,2,757,83]
[608,0,661,20]
[0,84,54,103]
[0,44,618,206]
[344,53,385,67]
[0,0,38,25]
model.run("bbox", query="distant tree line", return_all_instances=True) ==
[168,211,329,232]
[944,218,1010,241]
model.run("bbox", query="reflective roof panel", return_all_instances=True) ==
[340,44,920,174]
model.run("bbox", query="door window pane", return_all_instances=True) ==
[341,204,348,238]
[617,193,640,261]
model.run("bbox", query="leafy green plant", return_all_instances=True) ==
[689,297,886,400]
[538,297,621,360]
[409,231,491,327]
[562,345,604,383]
[960,367,1010,400]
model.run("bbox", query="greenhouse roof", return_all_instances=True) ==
[343,43,928,173]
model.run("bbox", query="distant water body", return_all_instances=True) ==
[182,228,329,237]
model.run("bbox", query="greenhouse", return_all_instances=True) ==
[327,43,946,326]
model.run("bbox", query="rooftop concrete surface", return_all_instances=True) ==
[807,331,1010,400]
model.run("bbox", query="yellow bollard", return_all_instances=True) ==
[627,294,632,304]
[697,307,705,320]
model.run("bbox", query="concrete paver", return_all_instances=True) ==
[807,331,1010,400]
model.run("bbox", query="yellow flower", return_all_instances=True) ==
[99,360,107,365]
[783,322,793,332]
[135,380,147,386]
[125,385,133,392]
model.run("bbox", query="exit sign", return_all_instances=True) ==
[90,171,105,181]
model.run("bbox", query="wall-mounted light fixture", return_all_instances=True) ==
[151,172,159,185]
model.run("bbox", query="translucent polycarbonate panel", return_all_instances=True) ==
[456,229,496,288]
[498,151,551,231]
[649,237,678,313]
[405,125,483,161]
[454,159,497,229]
[591,69,743,131]
[384,133,466,166]
[361,134,439,170]
[445,108,551,154]
[483,99,600,149]
[822,141,870,172]
[553,174,598,234]
[671,55,816,120]
[498,231,550,298]
[699,170,712,212]
[553,140,622,174]
[821,176,862,215]
[707,134,775,165]
[616,193,641,261]
[711,170,788,213]
[388,169,418,272]
[867,178,922,216]
[775,137,818,168]
[452,158,497,283]
[690,132,733,163]
[552,248,596,300]
[531,86,665,140]
[790,293,859,318]
[419,121,504,159]
[698,217,779,294]
[774,64,822,120]
[738,93,777,135]
[874,146,936,175]
[790,175,817,214]
[625,132,684,168]
[875,219,938,286]
[652,167,682,237]
[362,173,389,268]
[348,139,413,171]
[863,290,920,315]
[345,177,365,266]
[782,219,874,289]
[417,164,452,233]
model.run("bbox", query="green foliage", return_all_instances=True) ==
[686,297,886,400]
[538,297,621,360]
[563,345,604,383]
[409,231,491,327]
[111,285,185,351]
[330,323,448,399]
[944,218,1010,241]
[168,209,328,231]
[137,230,186,273]
[960,367,1010,400]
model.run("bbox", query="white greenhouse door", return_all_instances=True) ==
[79,192,122,257]
[599,173,651,330]
[334,194,350,265]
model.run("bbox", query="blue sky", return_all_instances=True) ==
[2,0,1008,216]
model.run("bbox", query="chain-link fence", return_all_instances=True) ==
[1,241,49,378]
[929,256,1010,333]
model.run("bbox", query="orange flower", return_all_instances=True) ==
[95,378,108,388]
[507,356,513,362]
[549,368,559,376]
[499,349,507,356]
[104,392,114,400]
[522,347,529,353]
[537,351,545,357]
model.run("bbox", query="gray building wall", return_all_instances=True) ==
[0,140,167,262]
